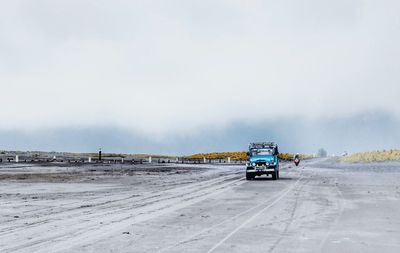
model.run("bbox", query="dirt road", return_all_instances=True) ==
[1,159,400,252]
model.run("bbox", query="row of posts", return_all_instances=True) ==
[1,154,234,164]
[147,156,232,164]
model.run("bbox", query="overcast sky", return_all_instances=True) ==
[1,1,400,154]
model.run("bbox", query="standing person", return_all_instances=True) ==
[294,153,300,166]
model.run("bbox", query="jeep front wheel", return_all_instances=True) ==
[246,172,254,180]
[272,171,278,180]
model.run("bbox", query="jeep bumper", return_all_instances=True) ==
[246,166,277,173]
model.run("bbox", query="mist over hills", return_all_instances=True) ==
[1,111,398,156]
[2,1,400,155]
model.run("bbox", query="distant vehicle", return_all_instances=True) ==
[246,142,280,180]
[294,153,300,166]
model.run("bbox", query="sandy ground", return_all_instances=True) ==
[1,159,400,252]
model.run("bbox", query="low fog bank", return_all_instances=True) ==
[1,111,399,156]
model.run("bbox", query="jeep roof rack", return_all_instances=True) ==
[249,142,277,149]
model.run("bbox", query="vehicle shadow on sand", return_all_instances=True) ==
[251,177,294,181]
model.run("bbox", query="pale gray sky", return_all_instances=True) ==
[1,1,400,153]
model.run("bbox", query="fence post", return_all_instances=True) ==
[88,157,92,163]
[228,157,231,163]
[15,155,19,163]
[148,156,152,163]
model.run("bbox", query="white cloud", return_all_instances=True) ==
[1,0,400,136]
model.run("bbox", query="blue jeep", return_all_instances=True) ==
[246,142,280,180]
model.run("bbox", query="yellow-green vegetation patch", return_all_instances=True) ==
[184,152,312,161]
[341,149,400,163]
[184,152,247,161]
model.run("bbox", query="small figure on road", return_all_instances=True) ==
[294,153,300,166]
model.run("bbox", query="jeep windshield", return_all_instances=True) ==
[250,148,273,156]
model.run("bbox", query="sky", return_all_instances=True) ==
[1,0,400,155]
